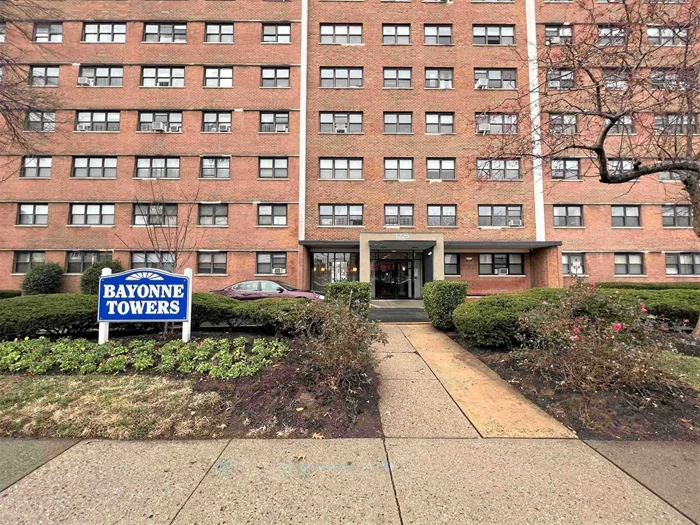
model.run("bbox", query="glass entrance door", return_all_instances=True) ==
[374,260,412,299]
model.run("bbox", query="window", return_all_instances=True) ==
[611,205,640,227]
[197,252,227,274]
[82,22,126,43]
[666,253,700,275]
[138,111,182,132]
[30,66,59,87]
[553,205,583,227]
[426,68,453,89]
[34,23,62,43]
[135,157,180,179]
[608,115,635,135]
[477,159,521,180]
[384,158,413,180]
[476,113,518,134]
[319,205,363,226]
[544,25,572,45]
[133,204,178,226]
[319,112,362,134]
[383,24,410,45]
[69,204,115,225]
[26,111,55,132]
[311,253,360,291]
[257,253,287,274]
[479,254,524,275]
[79,66,123,87]
[614,253,644,275]
[478,205,523,227]
[320,24,362,44]
[384,68,411,88]
[22,157,52,178]
[659,166,682,182]
[647,26,687,46]
[261,67,290,88]
[385,205,414,226]
[384,113,413,134]
[551,158,580,180]
[602,69,628,90]
[650,69,692,90]
[76,111,120,132]
[562,253,585,276]
[260,112,289,133]
[202,112,232,132]
[198,204,228,226]
[320,67,363,88]
[262,23,291,44]
[473,25,514,45]
[259,157,289,178]
[425,25,452,45]
[141,67,185,87]
[654,114,697,135]
[13,252,45,273]
[426,113,454,134]
[444,254,460,276]
[205,23,234,43]
[549,113,577,135]
[427,158,455,180]
[200,157,230,179]
[73,157,117,178]
[258,204,288,226]
[17,203,48,225]
[474,69,516,89]
[547,69,573,90]
[143,23,186,43]
[609,158,635,177]
[132,252,176,272]
[319,158,363,179]
[204,67,233,88]
[66,252,112,273]
[598,25,625,46]
[428,205,456,226]
[662,204,691,227]
[0,23,5,43]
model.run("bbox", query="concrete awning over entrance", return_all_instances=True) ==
[444,241,562,251]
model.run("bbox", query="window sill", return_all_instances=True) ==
[478,226,525,230]
[257,178,290,181]
[131,225,178,228]
[29,86,60,89]
[198,177,231,180]
[427,226,458,229]
[425,133,456,136]
[662,226,693,229]
[472,44,517,47]
[260,86,292,89]
[15,225,48,228]
[474,88,517,91]
[385,179,415,182]
[551,179,583,182]
[202,42,236,45]
[258,131,290,134]
[317,178,365,181]
[80,41,126,44]
[425,87,455,90]
[553,226,585,229]
[384,225,416,229]
[317,225,365,228]
[23,131,55,133]
[478,274,527,278]
[201,131,232,134]
[658,180,682,184]
[564,274,590,278]
[320,43,365,46]
[70,177,117,180]
[135,131,182,134]
[203,86,234,89]
[76,86,122,88]
[19,177,51,180]
[665,275,700,278]
[73,131,121,134]
[383,133,414,136]
[260,42,292,45]
[66,225,116,228]
[479,179,523,182]
[140,42,189,45]
[195,273,229,277]
[196,225,229,228]
[132,178,181,181]
[383,87,413,90]
[254,273,287,277]
[614,275,649,278]
[257,225,289,228]
[611,227,644,229]
[427,179,458,182]
[319,87,364,90]
[320,132,364,135]
[140,86,186,89]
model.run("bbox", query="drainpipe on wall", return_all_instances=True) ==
[298,0,309,243]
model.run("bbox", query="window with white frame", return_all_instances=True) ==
[650,68,692,90]
[138,111,182,132]
[198,252,227,274]
[662,204,692,227]
[553,205,583,227]
[444,254,460,275]
[69,203,115,225]
[384,113,412,134]
[26,111,55,131]
[602,69,628,90]
[76,111,120,132]
[473,25,514,45]
[72,157,117,178]
[614,253,644,275]
[654,114,697,135]
[79,66,123,86]
[658,165,682,182]
[608,115,635,135]
[320,67,363,88]
[200,157,230,179]
[17,203,48,225]
[256,253,286,274]
[320,24,362,44]
[666,253,700,275]
[30,66,59,86]
[425,25,452,45]
[202,112,232,132]
[319,205,363,226]
[135,157,180,179]
[427,158,455,180]
[132,252,176,271]
[260,112,289,132]
[259,157,289,178]
[428,205,456,226]
[551,158,580,179]
[205,23,234,43]
[22,156,52,178]
[383,24,410,45]
[385,205,414,226]
[611,205,640,227]
[426,113,454,134]
[319,158,363,179]
[479,253,524,275]
[34,23,62,43]
[141,67,185,87]
[478,205,523,227]
[82,22,126,43]
[384,68,411,88]
[67,252,112,273]
[198,204,228,226]
[544,24,572,44]
[261,67,290,87]
[562,253,585,275]
[476,113,518,134]
[549,113,577,135]
[262,23,291,44]
[258,204,288,226]
[143,23,186,43]
[426,68,453,89]
[647,26,688,46]
[133,204,178,226]
[609,158,635,177]
[547,68,573,90]
[204,67,233,88]
[14,251,45,273]
[384,158,413,180]
[0,23,5,43]
[598,25,625,46]
[319,112,362,134]
[477,159,521,180]
[474,69,516,89]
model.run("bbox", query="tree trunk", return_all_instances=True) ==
[694,317,700,340]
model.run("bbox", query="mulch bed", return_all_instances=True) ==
[448,334,699,442]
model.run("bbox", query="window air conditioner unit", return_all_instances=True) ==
[272,268,286,275]
[545,37,559,45]
[477,122,491,134]
[218,124,231,132]
[335,123,347,133]
[475,78,488,89]
[151,122,166,132]
[508,219,523,227]
[275,124,288,132]
[168,124,182,132]
[77,77,94,86]
[158,81,170,87]
[76,123,91,132]
[496,268,509,275]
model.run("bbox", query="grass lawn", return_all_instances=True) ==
[660,352,700,391]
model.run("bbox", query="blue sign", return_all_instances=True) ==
[98,269,191,322]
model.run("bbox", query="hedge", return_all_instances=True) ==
[597,282,700,291]
[0,291,21,300]
[423,281,468,330]
[325,282,371,318]
[618,289,700,324]
[21,263,63,295]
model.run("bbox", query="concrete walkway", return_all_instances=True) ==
[0,324,698,524]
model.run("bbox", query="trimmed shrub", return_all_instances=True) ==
[0,291,21,300]
[0,294,98,340]
[80,260,125,294]
[325,282,372,318]
[596,282,700,291]
[453,288,564,349]
[423,281,468,330]
[618,289,700,324]
[21,263,63,296]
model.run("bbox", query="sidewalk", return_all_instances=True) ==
[0,324,697,524]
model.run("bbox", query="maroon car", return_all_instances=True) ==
[212,280,324,301]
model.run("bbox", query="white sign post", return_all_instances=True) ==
[182,268,193,343]
[98,267,112,344]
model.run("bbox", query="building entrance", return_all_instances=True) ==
[371,251,422,299]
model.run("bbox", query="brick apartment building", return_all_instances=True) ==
[0,0,698,298]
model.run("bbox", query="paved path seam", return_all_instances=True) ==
[382,438,405,525]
